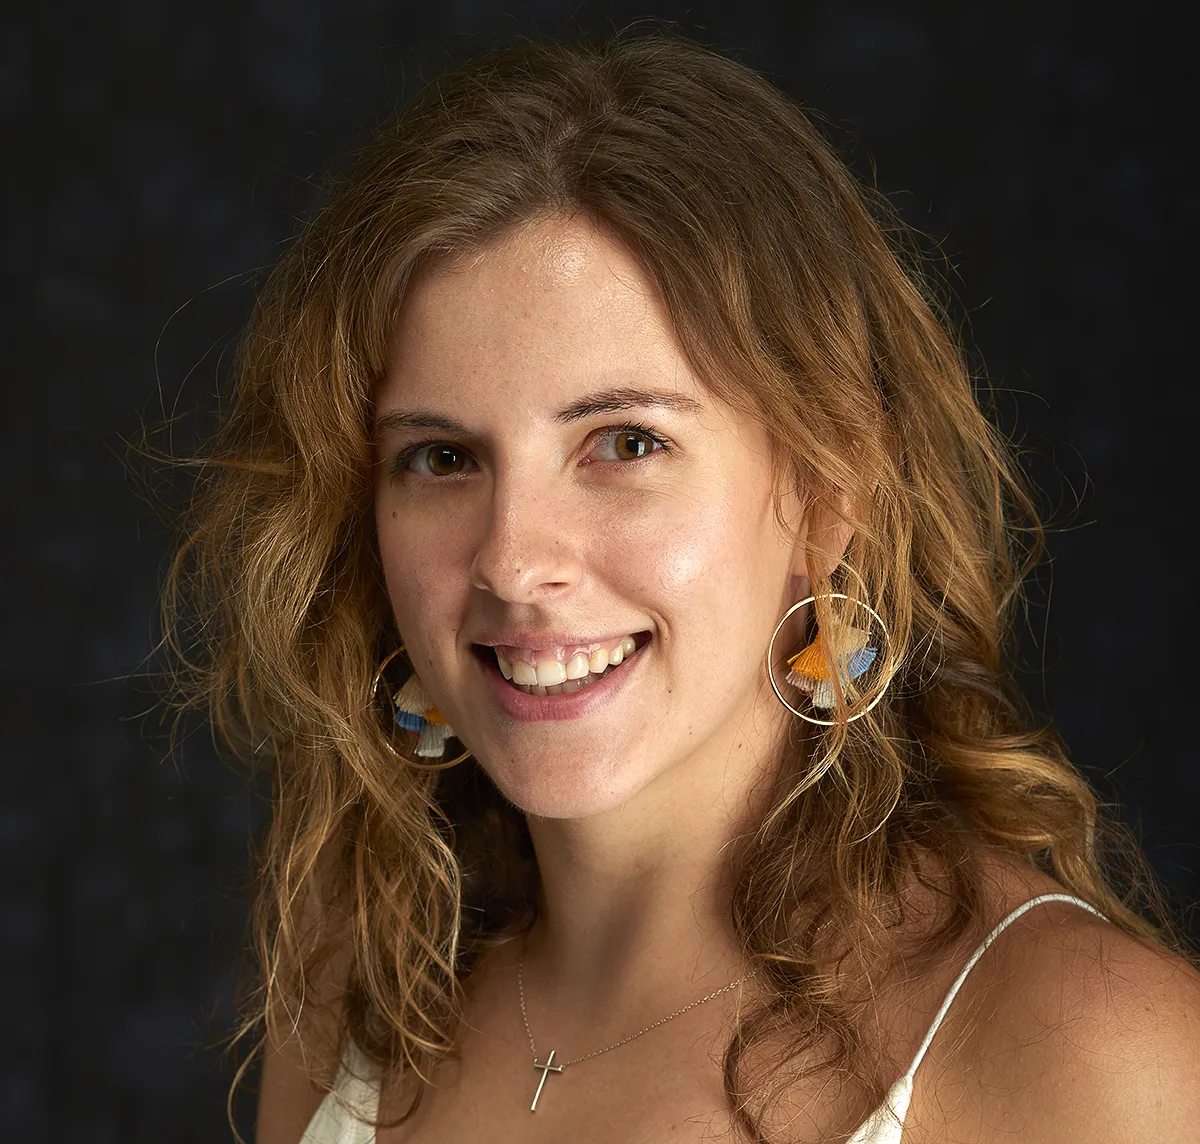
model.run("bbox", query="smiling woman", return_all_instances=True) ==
[372,219,804,822]
[163,31,1198,1144]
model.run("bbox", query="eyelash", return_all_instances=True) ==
[388,422,672,480]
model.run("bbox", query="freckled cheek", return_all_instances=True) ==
[375,507,473,640]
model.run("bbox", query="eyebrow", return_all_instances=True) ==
[552,386,704,424]
[373,409,468,437]
[373,386,704,438]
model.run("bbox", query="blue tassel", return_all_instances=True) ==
[844,645,877,679]
[395,710,425,733]
[810,647,879,709]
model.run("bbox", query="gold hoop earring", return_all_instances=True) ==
[370,646,471,769]
[765,593,893,726]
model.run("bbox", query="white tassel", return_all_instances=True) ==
[811,679,837,709]
[393,674,433,716]
[416,721,451,757]
[786,670,816,692]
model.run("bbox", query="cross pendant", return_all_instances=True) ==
[530,1049,564,1112]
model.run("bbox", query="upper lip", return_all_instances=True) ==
[470,628,645,649]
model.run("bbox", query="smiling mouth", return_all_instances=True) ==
[474,632,652,697]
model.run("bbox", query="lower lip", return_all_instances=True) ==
[477,643,647,722]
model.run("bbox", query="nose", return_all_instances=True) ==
[469,481,583,604]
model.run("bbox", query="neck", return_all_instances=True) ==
[517,706,784,1033]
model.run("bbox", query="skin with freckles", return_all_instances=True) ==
[374,213,815,829]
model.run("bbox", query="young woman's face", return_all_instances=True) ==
[374,215,806,820]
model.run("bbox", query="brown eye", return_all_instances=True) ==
[586,426,670,465]
[613,432,653,460]
[413,444,466,476]
[614,432,652,460]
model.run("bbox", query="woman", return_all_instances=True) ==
[167,33,1199,1143]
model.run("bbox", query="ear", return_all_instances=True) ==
[787,494,855,590]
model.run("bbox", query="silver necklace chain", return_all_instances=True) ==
[517,948,756,1069]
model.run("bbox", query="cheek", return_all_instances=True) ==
[599,478,782,634]
[374,502,471,641]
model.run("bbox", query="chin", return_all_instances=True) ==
[477,748,657,821]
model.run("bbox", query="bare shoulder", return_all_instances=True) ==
[909,897,1200,1144]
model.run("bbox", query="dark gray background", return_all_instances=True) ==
[10,2,1194,1140]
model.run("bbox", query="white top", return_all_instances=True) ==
[302,893,1104,1144]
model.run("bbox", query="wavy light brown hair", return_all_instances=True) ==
[163,31,1175,1141]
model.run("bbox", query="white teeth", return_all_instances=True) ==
[498,635,645,694]
[512,661,538,686]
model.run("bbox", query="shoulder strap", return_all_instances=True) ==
[902,892,1106,1082]
[300,1039,380,1143]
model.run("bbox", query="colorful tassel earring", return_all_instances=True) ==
[766,594,892,727]
[785,624,877,711]
[393,673,458,758]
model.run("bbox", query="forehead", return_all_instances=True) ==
[387,215,692,394]
[376,214,784,503]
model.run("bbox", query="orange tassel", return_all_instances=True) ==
[786,634,832,681]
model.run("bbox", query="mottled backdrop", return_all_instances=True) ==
[10,2,1193,1141]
